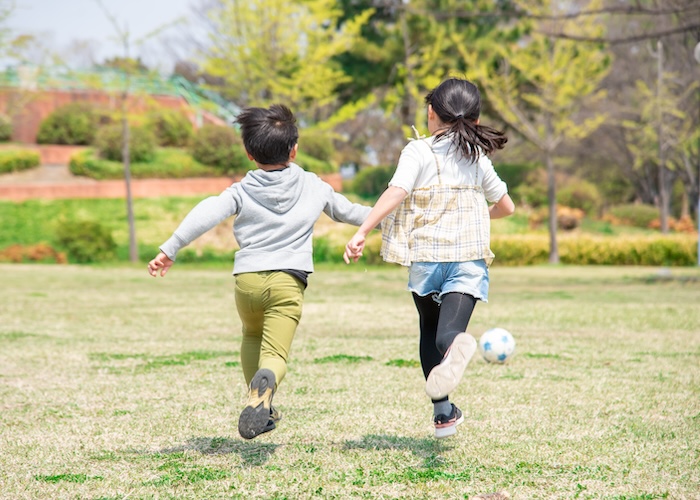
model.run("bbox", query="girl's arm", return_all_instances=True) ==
[489,193,515,219]
[344,186,408,263]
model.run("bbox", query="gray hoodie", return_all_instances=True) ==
[160,163,371,274]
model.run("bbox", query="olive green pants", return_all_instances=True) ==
[234,271,304,388]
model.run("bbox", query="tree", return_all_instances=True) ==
[94,0,182,263]
[569,0,700,225]
[328,0,514,164]
[197,0,372,121]
[373,0,514,132]
[459,0,611,263]
[621,62,698,232]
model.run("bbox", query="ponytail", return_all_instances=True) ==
[426,78,508,162]
[440,119,507,163]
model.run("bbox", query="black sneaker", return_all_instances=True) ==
[238,369,276,440]
[433,403,464,438]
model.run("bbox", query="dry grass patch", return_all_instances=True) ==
[0,263,698,499]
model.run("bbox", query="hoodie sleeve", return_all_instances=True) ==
[320,181,372,227]
[159,186,241,261]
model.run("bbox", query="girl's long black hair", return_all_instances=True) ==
[425,78,507,163]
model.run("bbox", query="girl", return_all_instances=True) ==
[344,78,515,438]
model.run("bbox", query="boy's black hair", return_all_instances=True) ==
[235,104,299,165]
[425,78,507,163]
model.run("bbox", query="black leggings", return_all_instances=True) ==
[412,292,477,383]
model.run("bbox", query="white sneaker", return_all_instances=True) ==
[425,333,477,399]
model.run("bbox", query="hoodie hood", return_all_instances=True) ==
[241,163,305,214]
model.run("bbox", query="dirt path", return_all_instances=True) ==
[0,165,343,201]
[0,164,95,185]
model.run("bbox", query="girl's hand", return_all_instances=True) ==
[148,252,174,277]
[343,233,366,264]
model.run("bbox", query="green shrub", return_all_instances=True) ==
[190,125,249,175]
[494,162,539,192]
[95,124,156,163]
[36,102,98,145]
[299,133,334,162]
[0,149,40,173]
[0,113,12,141]
[558,180,602,216]
[55,219,116,263]
[352,166,394,198]
[513,168,548,208]
[295,151,336,174]
[147,108,193,147]
[607,204,659,228]
[69,148,219,180]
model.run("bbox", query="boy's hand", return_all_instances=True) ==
[148,252,174,277]
[343,233,366,264]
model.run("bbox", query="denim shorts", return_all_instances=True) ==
[407,260,490,303]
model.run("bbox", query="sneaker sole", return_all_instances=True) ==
[425,333,477,400]
[238,369,275,440]
[434,413,465,438]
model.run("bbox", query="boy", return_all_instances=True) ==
[148,104,371,439]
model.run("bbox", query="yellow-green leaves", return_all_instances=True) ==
[202,0,372,119]
[459,0,612,153]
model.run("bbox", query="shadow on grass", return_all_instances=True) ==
[343,434,453,468]
[158,436,279,466]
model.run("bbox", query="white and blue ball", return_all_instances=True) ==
[478,328,516,364]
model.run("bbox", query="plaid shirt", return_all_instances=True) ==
[380,140,494,267]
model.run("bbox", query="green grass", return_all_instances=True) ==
[0,263,698,498]
[0,196,372,262]
[0,196,220,260]
[2,196,679,266]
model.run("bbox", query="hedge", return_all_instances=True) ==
[95,124,157,163]
[492,234,698,266]
[190,124,249,175]
[161,233,697,266]
[36,102,99,145]
[69,148,221,180]
[311,233,697,267]
[0,149,41,174]
[295,151,336,174]
[0,113,12,141]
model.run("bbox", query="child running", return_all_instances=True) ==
[344,78,515,438]
[148,104,371,439]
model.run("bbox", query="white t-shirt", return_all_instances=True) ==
[388,135,508,204]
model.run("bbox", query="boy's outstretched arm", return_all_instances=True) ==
[148,252,174,277]
[147,189,240,278]
[344,186,407,264]
[148,252,173,278]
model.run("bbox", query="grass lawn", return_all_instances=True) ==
[1,263,699,499]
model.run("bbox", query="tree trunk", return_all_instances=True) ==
[546,147,559,264]
[658,163,670,233]
[122,111,138,263]
[544,108,559,264]
[399,0,414,128]
[656,40,670,234]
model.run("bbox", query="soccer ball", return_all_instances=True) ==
[478,328,516,364]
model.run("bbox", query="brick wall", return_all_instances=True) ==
[0,88,223,144]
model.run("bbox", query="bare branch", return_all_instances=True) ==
[389,2,700,21]
[376,1,700,43]
[541,23,700,45]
